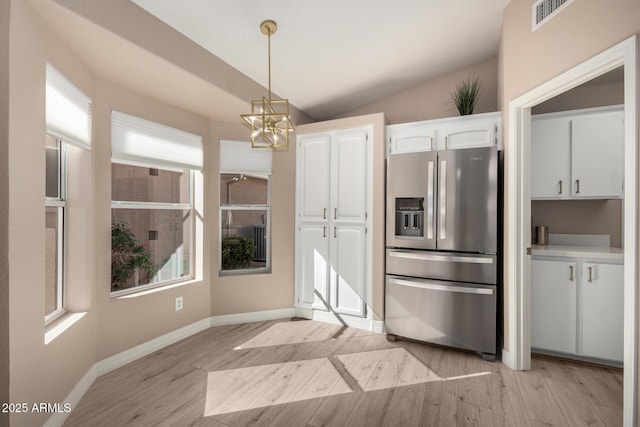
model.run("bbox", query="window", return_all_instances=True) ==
[45,135,65,321]
[45,63,92,322]
[111,111,203,294]
[219,140,271,274]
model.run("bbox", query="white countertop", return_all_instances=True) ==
[532,244,624,261]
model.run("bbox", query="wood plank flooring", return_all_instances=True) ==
[64,319,623,426]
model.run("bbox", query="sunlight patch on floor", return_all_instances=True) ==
[337,347,442,391]
[204,357,352,415]
[234,320,343,349]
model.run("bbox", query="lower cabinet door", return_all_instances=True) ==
[531,259,577,354]
[582,263,624,362]
[298,223,329,310]
[330,224,366,317]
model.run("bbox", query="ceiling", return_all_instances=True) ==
[128,0,510,120]
[33,0,511,122]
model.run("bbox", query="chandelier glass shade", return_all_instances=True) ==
[241,20,294,148]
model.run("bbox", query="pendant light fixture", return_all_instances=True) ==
[241,20,294,149]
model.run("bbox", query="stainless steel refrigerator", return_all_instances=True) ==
[385,146,499,360]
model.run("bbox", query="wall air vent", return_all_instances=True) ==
[532,0,574,31]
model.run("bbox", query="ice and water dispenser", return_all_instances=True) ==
[394,197,424,237]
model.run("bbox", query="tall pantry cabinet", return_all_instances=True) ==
[295,123,374,319]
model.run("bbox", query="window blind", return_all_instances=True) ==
[46,63,92,149]
[111,110,203,170]
[219,140,272,174]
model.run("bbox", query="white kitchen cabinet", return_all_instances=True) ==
[531,259,577,354]
[571,111,624,198]
[531,117,571,198]
[296,127,370,317]
[297,223,329,310]
[582,262,624,361]
[332,131,368,222]
[386,121,437,154]
[531,255,624,363]
[386,112,501,154]
[437,112,500,150]
[298,134,331,221]
[330,224,367,316]
[531,106,624,200]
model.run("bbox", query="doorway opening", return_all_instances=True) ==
[506,35,637,425]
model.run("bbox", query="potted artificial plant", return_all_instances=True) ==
[451,77,481,115]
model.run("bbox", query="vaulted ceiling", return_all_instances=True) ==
[30,0,511,122]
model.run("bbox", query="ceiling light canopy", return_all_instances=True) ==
[241,20,294,149]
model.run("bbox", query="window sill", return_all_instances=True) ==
[219,268,271,277]
[44,311,87,345]
[111,277,202,300]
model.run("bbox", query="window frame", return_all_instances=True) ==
[44,135,67,324]
[219,172,272,275]
[110,159,196,296]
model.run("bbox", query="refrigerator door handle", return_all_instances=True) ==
[389,277,494,295]
[439,160,447,239]
[427,160,435,239]
[388,250,494,264]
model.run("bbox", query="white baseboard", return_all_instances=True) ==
[311,309,382,332]
[371,319,385,333]
[294,307,313,319]
[43,364,97,427]
[502,348,515,369]
[96,317,211,376]
[209,308,297,327]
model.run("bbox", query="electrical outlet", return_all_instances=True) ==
[175,296,183,311]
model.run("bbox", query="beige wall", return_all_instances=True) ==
[295,113,386,320]
[500,0,640,362]
[8,1,97,425]
[335,56,498,124]
[208,121,297,315]
[0,0,10,425]
[532,81,624,114]
[94,80,212,360]
[532,200,623,248]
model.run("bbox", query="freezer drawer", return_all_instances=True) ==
[385,275,497,355]
[386,249,496,285]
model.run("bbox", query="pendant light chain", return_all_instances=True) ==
[267,26,272,103]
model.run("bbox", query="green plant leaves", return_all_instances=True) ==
[452,77,481,116]
[222,236,256,270]
[111,223,157,289]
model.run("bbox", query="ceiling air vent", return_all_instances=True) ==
[532,0,574,31]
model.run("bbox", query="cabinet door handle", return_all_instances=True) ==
[444,135,449,149]
[429,136,434,151]
[569,265,574,281]
[334,208,337,220]
[576,179,580,194]
[323,226,326,238]
[558,180,563,195]
[334,227,337,238]
[588,266,593,283]
[323,208,327,219]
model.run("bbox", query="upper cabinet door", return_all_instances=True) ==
[298,134,331,222]
[531,117,571,199]
[332,130,368,222]
[387,122,437,154]
[437,114,500,150]
[571,110,624,198]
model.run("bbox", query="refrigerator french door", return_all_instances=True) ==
[385,146,499,359]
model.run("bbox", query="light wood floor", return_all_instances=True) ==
[64,319,623,426]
